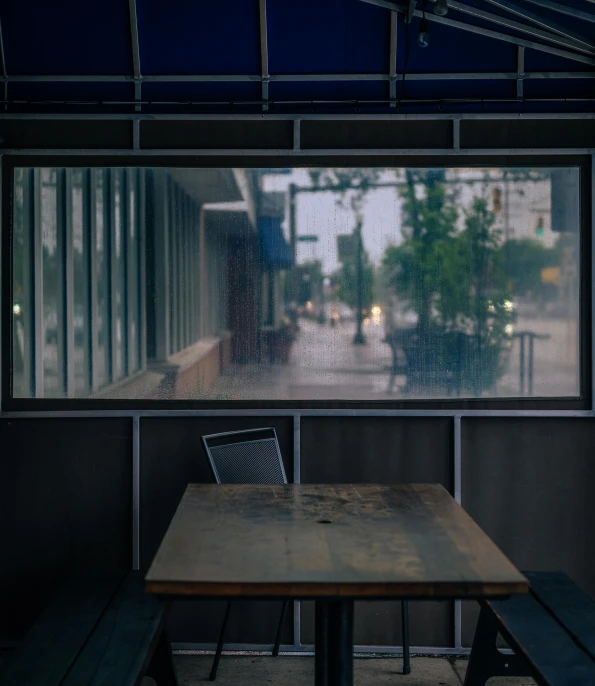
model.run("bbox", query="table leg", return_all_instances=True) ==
[328,600,354,686]
[315,600,329,686]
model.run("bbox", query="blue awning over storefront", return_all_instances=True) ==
[259,217,293,269]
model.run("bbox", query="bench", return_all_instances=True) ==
[0,570,178,686]
[464,571,595,686]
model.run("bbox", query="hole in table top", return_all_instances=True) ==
[317,519,332,524]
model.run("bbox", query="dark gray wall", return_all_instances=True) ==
[300,416,453,648]
[461,418,595,647]
[0,418,132,640]
[2,413,595,649]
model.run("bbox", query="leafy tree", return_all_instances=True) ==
[383,169,459,334]
[383,178,515,395]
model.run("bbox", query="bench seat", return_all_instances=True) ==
[0,570,177,686]
[464,571,595,686]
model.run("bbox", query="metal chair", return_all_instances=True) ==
[201,427,290,681]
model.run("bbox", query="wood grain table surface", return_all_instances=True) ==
[145,483,528,599]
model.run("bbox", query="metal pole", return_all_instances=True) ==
[315,601,329,686]
[519,334,525,396]
[327,600,354,686]
[353,219,366,345]
[528,334,535,397]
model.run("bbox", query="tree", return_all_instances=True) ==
[383,178,515,395]
[383,169,459,334]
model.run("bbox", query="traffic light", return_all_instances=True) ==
[492,187,502,213]
[536,216,544,237]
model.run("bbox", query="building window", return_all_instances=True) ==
[7,164,584,404]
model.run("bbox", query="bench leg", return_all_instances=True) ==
[401,600,411,675]
[145,629,179,686]
[464,605,532,686]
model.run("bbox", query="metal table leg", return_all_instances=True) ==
[315,600,329,686]
[328,600,354,686]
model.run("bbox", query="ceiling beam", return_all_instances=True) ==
[359,0,595,67]
[127,0,142,147]
[389,11,398,107]
[259,0,270,113]
[521,0,595,25]
[2,72,595,84]
[0,13,6,109]
[482,0,595,52]
[445,0,595,55]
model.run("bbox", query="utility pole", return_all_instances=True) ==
[353,216,366,345]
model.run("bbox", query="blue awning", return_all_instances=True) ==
[259,217,294,269]
[0,0,593,114]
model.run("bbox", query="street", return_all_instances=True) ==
[209,313,580,401]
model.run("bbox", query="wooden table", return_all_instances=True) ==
[146,483,528,685]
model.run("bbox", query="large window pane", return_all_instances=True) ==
[95,169,108,389]
[10,165,583,401]
[12,168,26,397]
[41,168,60,397]
[72,168,87,394]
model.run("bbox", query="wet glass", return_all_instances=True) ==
[41,168,60,397]
[95,169,108,389]
[12,168,26,397]
[11,166,582,401]
[72,168,87,394]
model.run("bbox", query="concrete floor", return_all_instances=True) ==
[145,654,537,685]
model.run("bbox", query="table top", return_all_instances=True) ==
[145,483,528,599]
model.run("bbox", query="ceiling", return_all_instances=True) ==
[0,0,593,114]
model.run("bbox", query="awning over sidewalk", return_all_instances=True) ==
[259,217,293,269]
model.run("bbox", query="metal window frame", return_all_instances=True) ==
[1,149,591,412]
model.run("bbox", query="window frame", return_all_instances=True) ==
[2,153,592,411]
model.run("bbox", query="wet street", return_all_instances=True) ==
[209,315,580,401]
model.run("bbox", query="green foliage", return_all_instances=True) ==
[383,175,515,394]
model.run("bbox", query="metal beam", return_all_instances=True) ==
[483,0,595,52]
[521,0,595,26]
[517,46,525,99]
[2,70,595,84]
[0,111,594,121]
[445,0,595,55]
[360,0,595,66]
[259,0,269,112]
[128,0,142,114]
[389,11,398,108]
[0,13,6,109]
[2,147,593,157]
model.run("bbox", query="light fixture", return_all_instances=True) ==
[434,0,448,16]
[417,17,430,47]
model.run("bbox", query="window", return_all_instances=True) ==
[7,164,584,404]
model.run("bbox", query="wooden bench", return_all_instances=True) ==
[464,571,595,686]
[0,570,178,686]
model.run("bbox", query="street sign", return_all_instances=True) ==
[298,235,319,242]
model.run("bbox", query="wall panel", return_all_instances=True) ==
[300,416,453,648]
[0,418,132,640]
[461,417,595,647]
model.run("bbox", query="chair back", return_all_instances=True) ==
[202,427,287,485]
